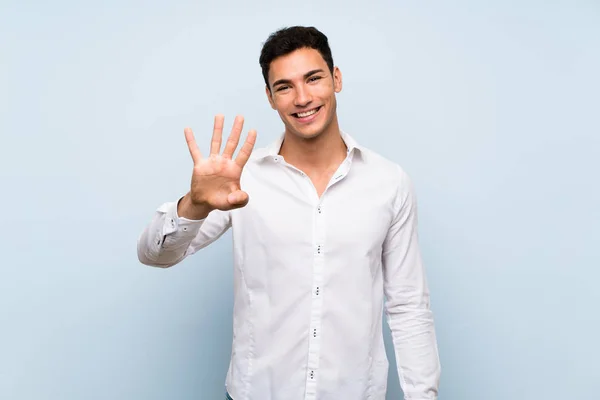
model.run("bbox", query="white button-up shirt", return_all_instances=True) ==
[137,131,440,400]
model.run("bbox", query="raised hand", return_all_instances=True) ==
[179,115,257,219]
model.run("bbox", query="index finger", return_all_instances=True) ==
[234,129,257,167]
[184,127,202,164]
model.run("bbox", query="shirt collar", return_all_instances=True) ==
[254,130,363,160]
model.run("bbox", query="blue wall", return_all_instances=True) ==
[1,1,598,399]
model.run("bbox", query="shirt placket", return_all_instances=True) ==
[303,199,326,400]
[303,151,354,400]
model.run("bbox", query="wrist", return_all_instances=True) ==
[177,193,213,220]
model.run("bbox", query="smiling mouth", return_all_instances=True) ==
[292,106,322,118]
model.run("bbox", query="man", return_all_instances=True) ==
[137,26,440,400]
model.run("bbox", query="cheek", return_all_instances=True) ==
[317,85,335,101]
[273,97,292,113]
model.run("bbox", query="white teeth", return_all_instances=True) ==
[296,107,319,118]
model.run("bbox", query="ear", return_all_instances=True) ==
[265,85,276,110]
[333,66,343,93]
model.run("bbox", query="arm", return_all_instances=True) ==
[137,115,257,268]
[382,166,441,400]
[137,194,231,268]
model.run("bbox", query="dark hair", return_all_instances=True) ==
[259,26,335,91]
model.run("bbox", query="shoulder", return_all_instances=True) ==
[352,144,418,216]
[354,145,413,189]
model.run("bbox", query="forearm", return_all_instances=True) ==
[137,198,206,268]
[384,257,441,398]
[385,299,440,399]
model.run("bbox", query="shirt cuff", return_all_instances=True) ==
[158,196,205,240]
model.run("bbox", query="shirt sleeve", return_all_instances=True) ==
[382,166,441,400]
[137,195,232,268]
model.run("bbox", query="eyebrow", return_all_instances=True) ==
[272,69,325,88]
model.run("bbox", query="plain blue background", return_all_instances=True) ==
[1,1,599,399]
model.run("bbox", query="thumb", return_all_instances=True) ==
[227,190,249,208]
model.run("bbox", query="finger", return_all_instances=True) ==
[227,190,249,207]
[222,115,244,159]
[184,127,202,164]
[210,114,225,155]
[235,129,257,167]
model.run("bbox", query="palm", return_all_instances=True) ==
[185,115,257,211]
[192,156,244,210]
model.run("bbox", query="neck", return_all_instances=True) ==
[279,116,347,173]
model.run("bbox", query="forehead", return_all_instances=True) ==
[268,48,328,83]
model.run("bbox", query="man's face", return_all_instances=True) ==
[266,47,342,140]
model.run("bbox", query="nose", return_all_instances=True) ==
[294,84,312,107]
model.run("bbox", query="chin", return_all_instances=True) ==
[290,127,324,140]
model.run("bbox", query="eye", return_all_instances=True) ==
[308,76,322,82]
[276,85,290,92]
